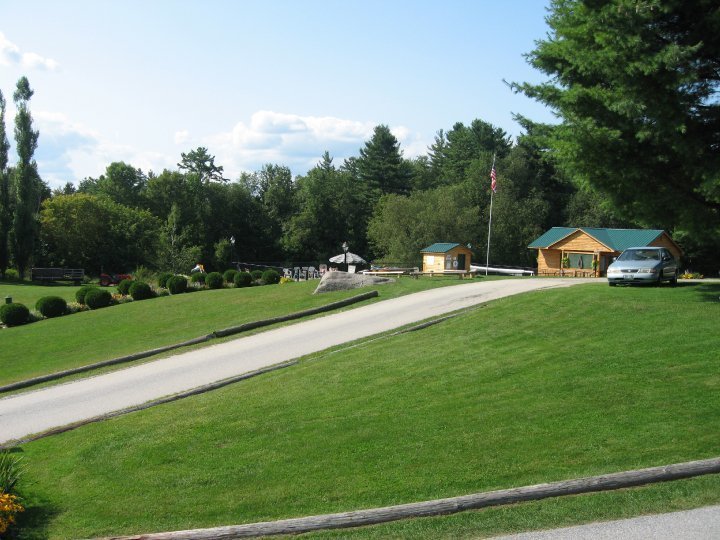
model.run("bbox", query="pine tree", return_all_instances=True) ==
[356,125,412,196]
[514,0,720,236]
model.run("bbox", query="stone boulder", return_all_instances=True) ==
[314,271,395,294]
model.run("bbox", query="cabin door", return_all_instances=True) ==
[457,254,466,271]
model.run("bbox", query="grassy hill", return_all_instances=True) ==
[0,276,468,387]
[12,281,720,538]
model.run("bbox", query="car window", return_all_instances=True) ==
[618,249,660,261]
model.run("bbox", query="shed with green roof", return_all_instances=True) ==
[528,228,681,276]
[420,242,472,273]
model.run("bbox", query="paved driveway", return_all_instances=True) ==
[0,278,595,444]
[492,504,720,539]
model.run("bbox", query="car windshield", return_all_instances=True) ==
[617,249,661,262]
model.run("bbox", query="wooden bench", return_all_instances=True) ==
[31,267,85,285]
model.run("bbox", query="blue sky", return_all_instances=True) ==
[1,1,555,188]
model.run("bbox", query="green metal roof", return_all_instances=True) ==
[528,227,665,252]
[527,227,576,248]
[421,242,461,253]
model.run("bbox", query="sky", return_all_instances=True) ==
[1,1,556,188]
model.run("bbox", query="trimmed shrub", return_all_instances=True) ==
[0,303,30,326]
[234,271,252,288]
[84,288,112,309]
[166,275,187,295]
[190,272,206,284]
[223,269,237,283]
[117,279,133,295]
[35,296,67,318]
[75,285,99,304]
[206,272,224,289]
[261,269,281,285]
[250,269,263,281]
[129,281,154,301]
[157,272,174,288]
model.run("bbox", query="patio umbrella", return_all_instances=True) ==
[329,252,367,264]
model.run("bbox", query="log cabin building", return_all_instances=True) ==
[421,243,473,273]
[528,227,682,277]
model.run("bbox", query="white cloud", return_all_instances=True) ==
[25,110,173,188]
[9,107,428,188]
[211,110,395,177]
[0,32,22,65]
[174,129,190,145]
[0,31,59,70]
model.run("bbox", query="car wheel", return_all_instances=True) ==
[670,271,678,286]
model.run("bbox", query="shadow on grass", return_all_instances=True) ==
[693,283,720,303]
[14,499,61,540]
[0,280,79,289]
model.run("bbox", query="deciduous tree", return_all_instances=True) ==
[11,76,41,278]
[0,90,10,277]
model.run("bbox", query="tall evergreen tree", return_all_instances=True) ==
[11,76,40,279]
[514,0,720,236]
[0,90,10,277]
[356,125,412,196]
[177,147,227,183]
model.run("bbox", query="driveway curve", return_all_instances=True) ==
[0,278,595,444]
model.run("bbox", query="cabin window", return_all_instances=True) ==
[568,253,593,269]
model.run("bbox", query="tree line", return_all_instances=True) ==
[0,91,630,278]
[1,0,718,278]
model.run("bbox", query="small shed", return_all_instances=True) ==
[420,242,472,273]
[528,227,682,277]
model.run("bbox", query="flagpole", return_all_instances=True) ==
[485,154,496,276]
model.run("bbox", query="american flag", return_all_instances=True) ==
[490,165,497,193]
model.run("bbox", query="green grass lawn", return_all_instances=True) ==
[0,281,80,307]
[0,276,477,387]
[12,282,720,539]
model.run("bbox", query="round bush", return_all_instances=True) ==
[223,269,237,283]
[75,285,99,304]
[234,271,252,288]
[261,269,281,285]
[166,275,187,295]
[157,272,174,288]
[3,269,20,281]
[35,296,67,318]
[206,272,224,289]
[0,303,30,326]
[190,272,206,284]
[129,281,154,301]
[84,288,112,309]
[250,270,263,281]
[117,279,133,295]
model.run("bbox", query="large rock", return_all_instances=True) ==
[314,271,395,294]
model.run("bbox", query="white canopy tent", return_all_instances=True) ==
[329,252,367,265]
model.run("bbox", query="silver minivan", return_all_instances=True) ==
[606,247,678,286]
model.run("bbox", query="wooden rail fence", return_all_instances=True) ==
[105,456,720,539]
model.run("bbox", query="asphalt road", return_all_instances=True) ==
[0,278,594,444]
[492,504,720,539]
